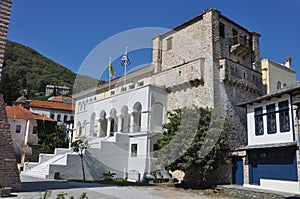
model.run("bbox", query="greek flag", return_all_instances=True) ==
[121,52,131,67]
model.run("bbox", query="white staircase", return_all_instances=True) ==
[21,149,71,179]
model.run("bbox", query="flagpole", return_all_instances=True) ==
[108,57,111,94]
[123,47,128,87]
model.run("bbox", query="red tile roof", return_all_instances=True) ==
[29,100,74,111]
[6,106,54,122]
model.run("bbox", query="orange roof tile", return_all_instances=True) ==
[6,106,54,122]
[29,100,74,111]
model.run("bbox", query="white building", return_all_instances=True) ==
[29,99,74,124]
[72,65,167,181]
[21,8,263,183]
[6,106,54,166]
[45,85,70,96]
[237,81,300,194]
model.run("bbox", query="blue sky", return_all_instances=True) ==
[7,0,300,81]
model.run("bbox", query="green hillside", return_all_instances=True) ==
[1,40,100,104]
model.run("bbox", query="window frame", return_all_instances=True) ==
[166,37,173,51]
[266,104,277,134]
[219,22,225,38]
[63,115,68,122]
[15,125,21,133]
[57,114,62,122]
[131,143,138,157]
[254,107,264,136]
[278,100,290,132]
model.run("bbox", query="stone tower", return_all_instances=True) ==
[152,8,262,144]
[0,0,22,191]
[151,8,263,184]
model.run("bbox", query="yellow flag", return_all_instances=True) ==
[109,62,115,76]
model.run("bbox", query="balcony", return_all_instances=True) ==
[230,35,252,57]
[219,58,262,95]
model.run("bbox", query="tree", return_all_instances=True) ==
[156,107,229,188]
[0,73,21,105]
[71,137,88,182]
[37,121,69,154]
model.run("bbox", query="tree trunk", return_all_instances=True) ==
[81,157,86,182]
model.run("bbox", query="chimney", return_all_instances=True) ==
[284,57,292,68]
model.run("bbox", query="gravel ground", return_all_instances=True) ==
[11,175,235,199]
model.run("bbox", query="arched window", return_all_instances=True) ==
[277,81,282,89]
[151,103,164,132]
[121,106,129,133]
[90,112,96,136]
[133,102,142,132]
[109,109,118,135]
[100,111,107,137]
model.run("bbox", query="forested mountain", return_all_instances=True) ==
[0,40,100,104]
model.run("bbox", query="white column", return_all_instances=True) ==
[97,119,101,137]
[140,111,149,132]
[129,112,135,133]
[24,120,31,145]
[147,137,151,174]
[118,115,123,132]
[106,117,111,137]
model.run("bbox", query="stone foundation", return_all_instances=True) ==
[222,185,295,199]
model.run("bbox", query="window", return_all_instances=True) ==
[232,29,238,45]
[178,70,182,76]
[232,29,238,37]
[15,125,21,133]
[219,22,225,38]
[110,90,115,96]
[277,81,282,89]
[266,104,276,134]
[70,116,74,121]
[57,114,61,122]
[50,113,55,119]
[131,144,138,157]
[254,107,264,135]
[64,115,68,122]
[166,37,172,51]
[279,100,290,132]
[32,126,38,134]
[129,84,135,90]
[121,87,127,92]
[153,143,159,158]
[138,81,144,87]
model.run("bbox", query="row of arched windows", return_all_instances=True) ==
[76,102,165,138]
[77,102,143,137]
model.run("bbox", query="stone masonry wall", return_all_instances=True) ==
[152,9,215,111]
[152,8,262,185]
[0,94,21,191]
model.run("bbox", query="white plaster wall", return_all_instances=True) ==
[128,136,148,174]
[75,85,167,137]
[8,118,27,158]
[260,179,300,194]
[247,95,294,145]
[8,118,39,162]
[30,107,73,122]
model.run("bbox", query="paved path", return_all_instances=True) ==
[10,174,232,199]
